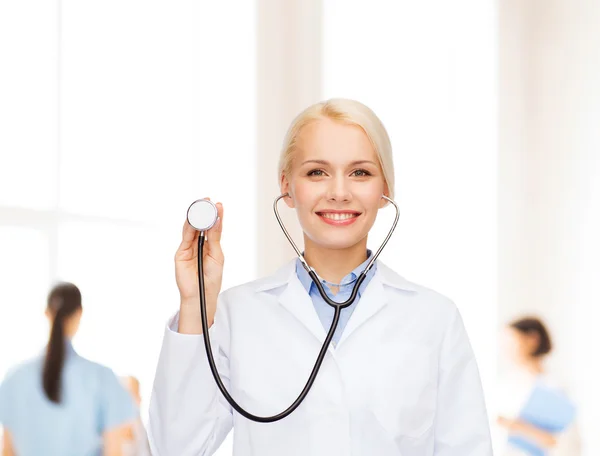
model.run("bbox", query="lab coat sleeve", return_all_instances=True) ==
[148,295,233,456]
[433,306,493,456]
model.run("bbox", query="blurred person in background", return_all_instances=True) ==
[496,316,581,456]
[0,283,137,456]
[121,376,150,456]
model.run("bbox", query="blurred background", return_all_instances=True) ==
[0,0,598,454]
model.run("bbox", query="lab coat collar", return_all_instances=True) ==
[254,259,420,294]
[254,259,419,348]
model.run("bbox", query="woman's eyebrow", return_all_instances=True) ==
[301,159,329,166]
[301,159,377,166]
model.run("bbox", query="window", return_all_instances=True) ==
[1,7,254,455]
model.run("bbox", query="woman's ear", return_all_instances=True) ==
[280,174,295,209]
[379,183,391,208]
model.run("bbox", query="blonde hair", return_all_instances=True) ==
[278,98,395,199]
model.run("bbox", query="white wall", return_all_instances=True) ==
[498,0,532,333]
[499,1,600,454]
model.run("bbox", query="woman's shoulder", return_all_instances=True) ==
[73,354,118,379]
[62,352,122,392]
[0,356,45,406]
[1,359,37,387]
[377,261,458,312]
[69,357,133,412]
[219,259,298,300]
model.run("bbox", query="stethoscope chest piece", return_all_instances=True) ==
[187,199,218,232]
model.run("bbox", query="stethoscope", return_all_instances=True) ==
[186,193,400,423]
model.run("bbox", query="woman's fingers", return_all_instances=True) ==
[207,202,223,244]
[179,219,199,252]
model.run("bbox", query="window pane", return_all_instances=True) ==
[59,1,256,230]
[0,227,50,380]
[0,1,58,209]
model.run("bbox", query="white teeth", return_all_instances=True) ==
[320,213,357,221]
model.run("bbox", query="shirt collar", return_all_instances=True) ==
[65,339,76,355]
[255,257,420,293]
[40,338,77,358]
[296,250,376,294]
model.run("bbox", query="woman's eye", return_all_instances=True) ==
[307,169,325,177]
[352,169,372,177]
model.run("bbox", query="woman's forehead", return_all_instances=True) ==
[295,119,377,162]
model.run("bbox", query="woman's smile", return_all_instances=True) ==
[316,210,362,226]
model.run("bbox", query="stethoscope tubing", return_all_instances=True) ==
[196,194,400,422]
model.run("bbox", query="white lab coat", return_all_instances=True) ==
[149,260,492,456]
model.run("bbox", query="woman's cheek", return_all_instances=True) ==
[360,193,385,214]
[291,179,311,202]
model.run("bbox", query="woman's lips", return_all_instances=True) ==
[316,211,361,226]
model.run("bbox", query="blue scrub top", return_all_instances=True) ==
[0,342,137,456]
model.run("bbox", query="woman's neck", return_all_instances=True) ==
[521,357,544,375]
[303,237,368,284]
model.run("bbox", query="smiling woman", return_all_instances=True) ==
[149,98,494,456]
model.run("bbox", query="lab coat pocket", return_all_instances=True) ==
[373,342,438,440]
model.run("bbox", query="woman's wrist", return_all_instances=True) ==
[178,298,215,334]
[507,418,557,448]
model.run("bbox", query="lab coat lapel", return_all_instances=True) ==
[337,270,388,347]
[337,262,420,346]
[256,260,418,351]
[255,260,331,346]
[277,275,329,345]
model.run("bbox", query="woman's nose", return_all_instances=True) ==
[326,175,352,202]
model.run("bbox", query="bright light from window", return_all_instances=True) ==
[0,227,49,376]
[0,1,58,209]
[0,5,254,455]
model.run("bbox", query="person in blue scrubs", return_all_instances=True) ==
[0,283,137,456]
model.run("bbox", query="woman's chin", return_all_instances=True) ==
[305,232,367,251]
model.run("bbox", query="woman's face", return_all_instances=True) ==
[281,118,388,251]
[502,327,538,364]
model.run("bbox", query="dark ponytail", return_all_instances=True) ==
[43,283,82,404]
